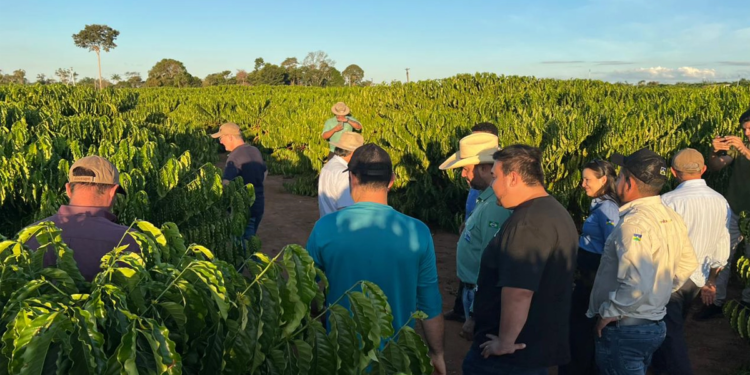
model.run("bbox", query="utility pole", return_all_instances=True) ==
[70,67,76,86]
[405,68,410,83]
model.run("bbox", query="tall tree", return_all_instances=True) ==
[203,70,232,86]
[254,58,265,71]
[302,51,335,86]
[342,64,365,87]
[251,64,289,86]
[236,69,249,85]
[36,74,52,85]
[325,67,345,87]
[111,74,121,84]
[281,57,300,85]
[72,24,120,90]
[146,59,200,87]
[55,68,71,85]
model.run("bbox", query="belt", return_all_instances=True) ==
[606,317,661,327]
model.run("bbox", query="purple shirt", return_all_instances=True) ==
[25,205,141,281]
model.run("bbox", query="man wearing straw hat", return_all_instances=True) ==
[322,102,363,160]
[318,131,364,217]
[439,133,511,341]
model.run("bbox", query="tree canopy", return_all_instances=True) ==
[343,64,365,86]
[72,24,120,89]
[146,59,201,88]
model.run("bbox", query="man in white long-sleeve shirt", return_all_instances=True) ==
[651,148,731,375]
[587,148,698,375]
[318,132,363,217]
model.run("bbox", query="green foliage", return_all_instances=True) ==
[0,221,433,374]
[725,211,750,343]
[146,59,201,88]
[72,24,120,53]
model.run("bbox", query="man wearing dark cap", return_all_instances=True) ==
[211,122,267,239]
[24,155,140,281]
[651,148,731,375]
[587,148,698,375]
[306,144,446,375]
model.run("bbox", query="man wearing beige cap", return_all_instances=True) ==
[211,122,266,239]
[24,155,140,281]
[322,102,362,160]
[652,148,731,375]
[438,133,511,341]
[318,131,364,217]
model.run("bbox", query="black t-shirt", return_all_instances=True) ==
[224,144,266,217]
[472,195,578,368]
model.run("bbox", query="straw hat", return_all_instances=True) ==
[439,133,499,170]
[331,102,351,116]
[330,132,364,151]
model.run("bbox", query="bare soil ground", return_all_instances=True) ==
[254,174,750,375]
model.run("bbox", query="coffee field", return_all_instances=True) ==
[2,74,750,373]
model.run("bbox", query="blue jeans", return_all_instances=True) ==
[462,284,476,318]
[462,347,548,375]
[243,212,263,240]
[595,321,666,375]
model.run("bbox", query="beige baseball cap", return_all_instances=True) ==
[672,148,705,173]
[68,155,125,194]
[210,122,242,138]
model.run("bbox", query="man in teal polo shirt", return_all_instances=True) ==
[439,132,512,340]
[322,102,363,160]
[306,144,446,374]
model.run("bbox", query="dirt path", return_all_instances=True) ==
[255,175,749,375]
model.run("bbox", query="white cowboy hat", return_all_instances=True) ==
[330,132,364,151]
[439,133,500,170]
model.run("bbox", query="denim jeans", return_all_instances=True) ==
[243,212,263,240]
[462,347,548,375]
[462,284,476,318]
[595,320,666,375]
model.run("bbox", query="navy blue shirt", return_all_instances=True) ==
[223,144,266,218]
[578,197,619,255]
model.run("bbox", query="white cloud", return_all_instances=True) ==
[609,66,717,81]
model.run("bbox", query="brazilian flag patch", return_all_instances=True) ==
[633,234,643,242]
[606,220,615,226]
[489,221,499,229]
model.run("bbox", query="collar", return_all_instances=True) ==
[477,186,496,202]
[618,196,662,217]
[674,179,706,190]
[57,205,117,222]
[331,155,349,167]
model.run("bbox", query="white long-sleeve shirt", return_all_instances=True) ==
[587,196,698,320]
[318,156,355,218]
[661,179,732,287]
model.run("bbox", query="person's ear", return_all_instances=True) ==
[65,183,72,199]
[670,167,678,179]
[387,173,395,190]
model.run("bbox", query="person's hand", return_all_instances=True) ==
[333,123,344,132]
[429,352,446,375]
[479,334,526,358]
[712,136,730,152]
[336,115,348,122]
[595,316,617,338]
[725,136,749,153]
[460,317,475,341]
[701,284,717,305]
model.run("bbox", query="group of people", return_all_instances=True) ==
[313,104,750,375]
[20,99,750,375]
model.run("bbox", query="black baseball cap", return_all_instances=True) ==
[343,143,393,177]
[611,148,668,184]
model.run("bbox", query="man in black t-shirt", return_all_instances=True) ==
[463,145,578,375]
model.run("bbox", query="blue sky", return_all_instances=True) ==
[2,0,750,83]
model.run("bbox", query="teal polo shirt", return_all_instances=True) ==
[322,115,360,152]
[305,202,443,332]
[457,187,512,285]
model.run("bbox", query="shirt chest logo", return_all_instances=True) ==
[633,233,643,242]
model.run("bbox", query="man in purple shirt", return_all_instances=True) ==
[25,155,140,281]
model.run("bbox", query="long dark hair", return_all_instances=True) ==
[583,160,619,205]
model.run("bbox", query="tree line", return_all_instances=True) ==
[1,24,370,89]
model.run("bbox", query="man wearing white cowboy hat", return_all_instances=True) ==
[439,132,512,342]
[318,131,364,217]
[322,102,363,160]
